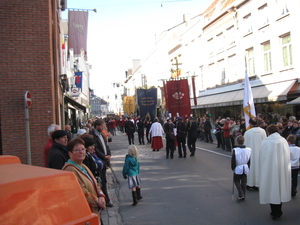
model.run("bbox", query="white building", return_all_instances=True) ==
[127,0,300,121]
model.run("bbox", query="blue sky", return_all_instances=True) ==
[63,0,212,97]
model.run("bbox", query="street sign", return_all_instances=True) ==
[24,91,32,108]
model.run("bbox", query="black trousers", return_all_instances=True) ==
[291,168,299,196]
[224,137,232,151]
[166,139,175,158]
[127,133,134,145]
[234,173,247,198]
[205,131,213,142]
[177,136,186,157]
[187,137,196,154]
[138,131,145,144]
[215,132,222,147]
[100,168,110,203]
[146,129,151,143]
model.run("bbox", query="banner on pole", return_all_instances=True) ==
[165,79,191,119]
[68,11,88,57]
[137,88,157,121]
[243,59,256,129]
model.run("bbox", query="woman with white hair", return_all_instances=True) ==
[122,145,142,206]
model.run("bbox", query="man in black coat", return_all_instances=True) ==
[176,117,187,158]
[204,116,213,143]
[48,130,69,169]
[187,117,198,156]
[125,117,135,145]
[164,118,176,159]
[90,119,114,207]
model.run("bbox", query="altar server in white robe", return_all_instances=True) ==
[259,124,291,220]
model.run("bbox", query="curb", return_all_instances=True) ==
[101,168,123,225]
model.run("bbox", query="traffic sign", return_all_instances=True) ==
[24,91,32,108]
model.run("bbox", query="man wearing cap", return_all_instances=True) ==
[48,130,69,169]
[176,117,187,158]
[187,117,198,156]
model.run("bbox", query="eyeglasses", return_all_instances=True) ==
[73,148,86,153]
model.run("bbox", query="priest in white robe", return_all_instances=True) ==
[244,118,266,189]
[259,124,291,220]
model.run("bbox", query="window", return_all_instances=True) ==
[207,38,214,56]
[281,34,293,67]
[228,54,237,79]
[243,14,252,34]
[258,4,269,27]
[226,26,235,46]
[218,59,225,84]
[208,63,216,87]
[262,42,272,72]
[216,32,224,52]
[246,48,255,75]
[277,0,289,16]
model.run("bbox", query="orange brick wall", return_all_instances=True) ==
[0,0,61,166]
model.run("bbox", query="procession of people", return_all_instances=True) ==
[44,112,300,222]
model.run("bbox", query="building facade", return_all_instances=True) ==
[0,0,64,165]
[127,0,300,122]
[0,0,91,165]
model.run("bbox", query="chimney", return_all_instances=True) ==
[183,14,191,23]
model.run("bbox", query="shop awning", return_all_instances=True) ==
[64,95,86,113]
[287,96,300,105]
[193,80,296,108]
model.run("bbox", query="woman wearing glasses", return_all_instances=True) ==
[62,138,106,223]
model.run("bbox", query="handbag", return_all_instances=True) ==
[108,136,112,142]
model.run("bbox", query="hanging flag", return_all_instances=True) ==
[165,79,191,118]
[61,38,65,67]
[137,88,157,121]
[75,72,83,89]
[243,59,256,129]
[68,10,88,57]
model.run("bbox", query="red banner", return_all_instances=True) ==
[68,11,88,57]
[165,79,191,118]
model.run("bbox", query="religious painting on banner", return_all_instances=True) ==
[165,79,191,119]
[137,88,157,121]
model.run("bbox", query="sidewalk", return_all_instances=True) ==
[101,167,123,225]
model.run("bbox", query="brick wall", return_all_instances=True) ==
[0,0,61,166]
